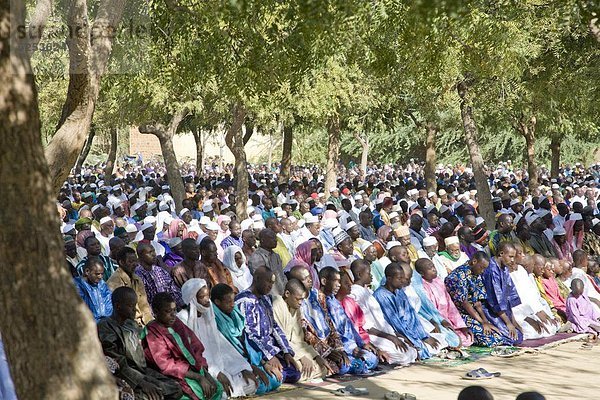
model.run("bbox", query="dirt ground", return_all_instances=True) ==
[270,341,600,400]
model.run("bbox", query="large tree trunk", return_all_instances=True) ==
[139,109,188,213]
[353,132,369,180]
[44,0,126,194]
[74,125,96,173]
[243,118,254,145]
[457,77,495,229]
[0,3,117,398]
[279,123,293,183]
[424,123,437,193]
[515,115,538,190]
[104,127,118,178]
[192,128,207,174]
[325,115,341,191]
[225,103,249,220]
[550,135,561,178]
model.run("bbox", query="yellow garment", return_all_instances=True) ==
[107,268,154,326]
[274,236,292,268]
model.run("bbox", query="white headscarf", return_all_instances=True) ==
[222,245,253,292]
[178,279,252,397]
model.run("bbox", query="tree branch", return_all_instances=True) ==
[27,0,53,56]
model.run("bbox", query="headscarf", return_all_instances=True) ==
[564,219,584,250]
[222,245,248,277]
[377,225,392,242]
[284,240,320,289]
[168,219,188,240]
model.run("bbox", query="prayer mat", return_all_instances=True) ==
[519,333,587,348]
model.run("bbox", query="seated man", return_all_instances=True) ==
[211,283,281,395]
[135,243,184,309]
[374,263,442,359]
[349,260,418,365]
[171,238,208,288]
[74,257,113,321]
[509,247,559,339]
[76,235,117,280]
[235,267,301,384]
[142,292,223,400]
[415,258,473,347]
[532,254,566,322]
[107,247,153,326]
[98,287,182,400]
[482,242,524,345]
[272,279,332,381]
[319,267,381,374]
[178,279,257,397]
[288,266,351,375]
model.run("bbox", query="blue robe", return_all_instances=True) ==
[374,286,432,359]
[73,277,113,321]
[481,258,523,344]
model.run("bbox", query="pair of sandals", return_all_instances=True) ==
[384,392,417,400]
[437,348,470,360]
[332,385,417,399]
[463,367,501,380]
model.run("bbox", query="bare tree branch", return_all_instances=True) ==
[27,0,53,56]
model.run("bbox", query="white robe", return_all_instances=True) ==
[350,284,417,365]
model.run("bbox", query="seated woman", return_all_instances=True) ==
[178,279,257,398]
[142,292,223,400]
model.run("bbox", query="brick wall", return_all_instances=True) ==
[128,126,162,160]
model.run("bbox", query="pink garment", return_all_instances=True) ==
[564,219,584,250]
[551,239,573,263]
[341,296,370,343]
[566,294,600,333]
[284,241,320,289]
[422,277,473,347]
[542,277,566,313]
[167,219,188,239]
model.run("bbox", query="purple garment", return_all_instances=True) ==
[135,264,183,309]
[163,252,183,268]
[220,235,244,250]
[235,290,294,360]
[481,257,523,344]
[460,243,478,259]
[566,294,600,333]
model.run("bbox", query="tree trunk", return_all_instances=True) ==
[104,127,118,178]
[353,132,369,180]
[243,118,254,145]
[267,130,273,168]
[139,109,188,213]
[550,136,561,178]
[515,115,538,190]
[0,2,118,398]
[225,103,249,220]
[44,0,126,194]
[279,123,293,183]
[325,115,341,191]
[192,128,206,174]
[424,123,437,193]
[457,77,495,229]
[75,125,96,173]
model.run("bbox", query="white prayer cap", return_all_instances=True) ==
[91,205,101,213]
[125,224,138,233]
[318,193,325,198]
[131,202,145,212]
[395,225,410,237]
[438,189,447,196]
[427,192,436,199]
[508,188,516,194]
[164,215,174,225]
[360,241,374,253]
[159,201,170,211]
[553,226,566,236]
[386,240,402,251]
[388,212,399,219]
[475,217,485,226]
[112,185,121,191]
[510,199,521,206]
[592,218,600,227]
[537,209,550,218]
[374,198,383,205]
[525,212,539,226]
[168,237,182,248]
[99,216,113,225]
[199,216,210,225]
[570,213,583,221]
[391,204,402,212]
[206,221,219,231]
[240,219,253,231]
[140,222,154,231]
[82,191,94,198]
[253,220,265,229]
[251,214,263,222]
[444,236,460,246]
[143,216,156,225]
[551,184,560,190]
[61,224,75,233]
[277,209,286,218]
[288,216,297,224]
[247,199,253,206]
[202,202,213,212]
[345,221,357,230]
[147,202,157,211]
[220,215,232,222]
[89,183,98,189]
[452,201,464,210]
[380,257,391,269]
[304,214,319,224]
[101,186,111,192]
[161,185,170,190]
[221,204,230,211]
[329,187,338,193]
[354,194,363,200]
[423,236,438,247]
[179,208,190,217]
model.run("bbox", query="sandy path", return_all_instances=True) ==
[269,341,600,400]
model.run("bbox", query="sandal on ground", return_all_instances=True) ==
[333,385,369,396]
[491,346,519,357]
[463,368,501,380]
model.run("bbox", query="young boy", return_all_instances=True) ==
[566,278,600,335]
